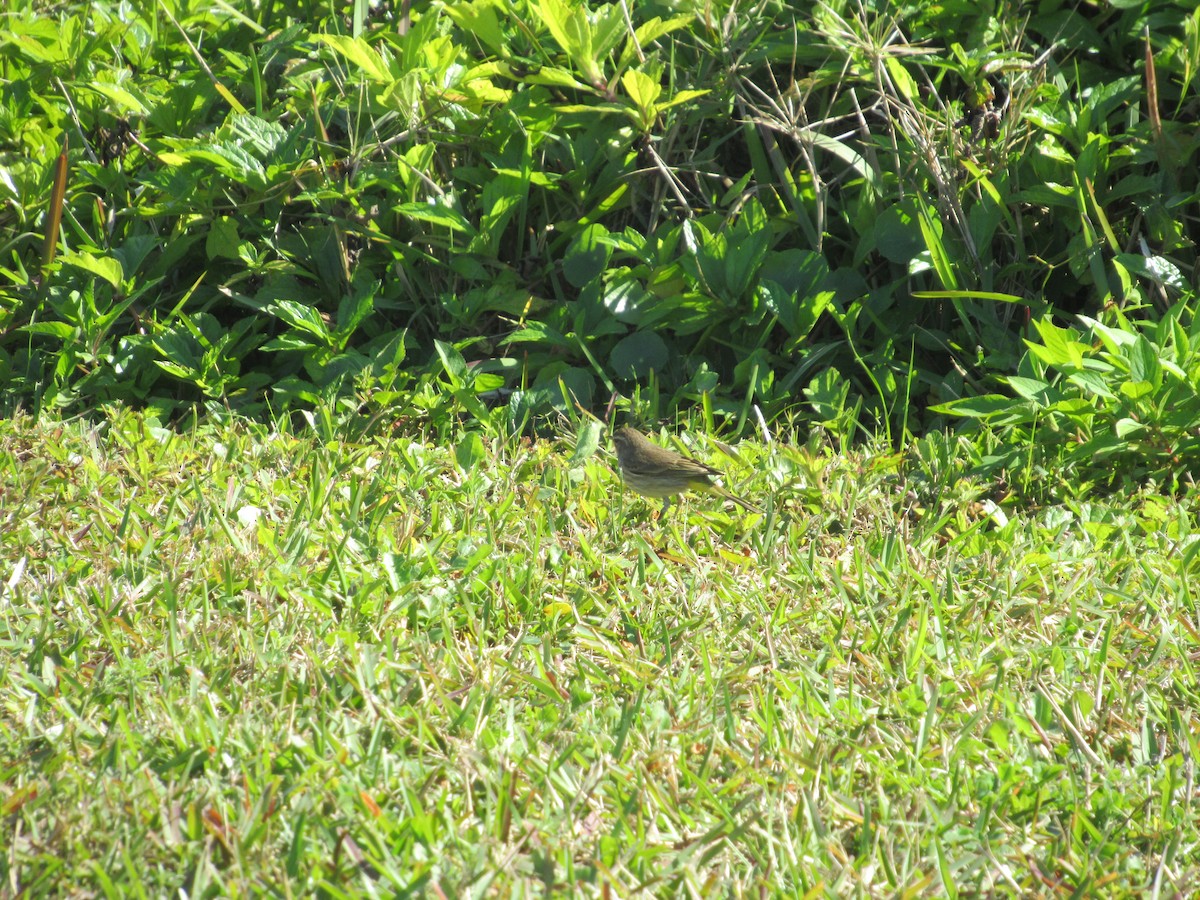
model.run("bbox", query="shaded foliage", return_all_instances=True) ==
[0,0,1197,445]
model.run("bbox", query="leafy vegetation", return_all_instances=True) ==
[935,298,1200,495]
[2,0,1196,451]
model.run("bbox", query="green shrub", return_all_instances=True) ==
[1,0,1197,439]
[933,300,1200,494]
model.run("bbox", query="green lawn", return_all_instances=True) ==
[2,411,1196,896]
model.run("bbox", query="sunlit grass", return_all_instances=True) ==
[2,411,1196,896]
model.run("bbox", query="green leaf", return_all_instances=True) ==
[874,206,923,264]
[535,0,601,85]
[758,250,833,342]
[554,367,595,410]
[929,395,1024,418]
[205,217,242,261]
[884,57,917,101]
[619,14,694,69]
[519,66,589,89]
[1118,381,1154,402]
[622,69,661,127]
[803,367,851,423]
[722,227,768,301]
[917,201,955,289]
[395,202,477,235]
[84,82,149,115]
[1007,376,1053,403]
[269,300,331,342]
[435,339,468,388]
[455,432,486,470]
[1113,253,1186,292]
[1127,336,1162,388]
[1027,319,1087,370]
[313,34,393,82]
[506,321,571,348]
[20,322,78,340]
[1066,370,1114,398]
[59,251,123,288]
[655,88,710,112]
[1114,417,1146,438]
[570,419,604,464]
[335,289,375,341]
[443,0,506,54]
[609,330,668,379]
[602,272,653,324]
[564,223,611,288]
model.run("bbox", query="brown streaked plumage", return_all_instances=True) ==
[611,425,761,514]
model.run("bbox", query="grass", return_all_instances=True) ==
[1,411,1198,897]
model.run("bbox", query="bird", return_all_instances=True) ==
[611,425,762,514]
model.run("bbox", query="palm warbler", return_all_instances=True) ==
[611,425,761,513]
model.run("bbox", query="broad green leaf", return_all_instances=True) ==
[1118,381,1155,402]
[760,254,835,344]
[205,217,241,261]
[535,0,601,85]
[20,321,78,340]
[443,0,506,54]
[179,143,266,186]
[609,330,668,378]
[1027,319,1087,370]
[602,272,653,324]
[809,131,878,194]
[589,3,627,59]
[227,114,287,156]
[619,15,694,69]
[622,69,661,116]
[1007,376,1053,402]
[1114,417,1147,438]
[269,300,331,341]
[632,14,693,45]
[452,387,491,423]
[506,322,571,348]
[874,206,923,263]
[564,223,612,288]
[570,419,604,465]
[1126,336,1162,388]
[1113,252,1187,291]
[1066,370,1114,398]
[59,251,124,288]
[335,290,375,339]
[455,432,486,471]
[262,335,319,353]
[1078,315,1137,351]
[395,202,477,235]
[313,33,393,82]
[884,57,917,101]
[520,66,589,89]
[656,89,710,112]
[85,82,149,115]
[435,339,468,388]
[722,228,769,301]
[929,395,1023,418]
[472,372,505,392]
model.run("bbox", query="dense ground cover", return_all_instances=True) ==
[2,412,1198,895]
[2,0,1197,445]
